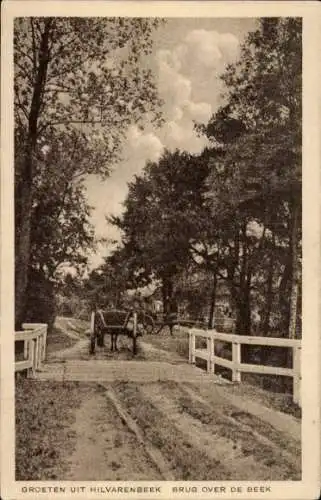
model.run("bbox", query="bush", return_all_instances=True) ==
[55,294,90,320]
[23,268,56,331]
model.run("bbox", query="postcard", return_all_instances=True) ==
[1,1,320,499]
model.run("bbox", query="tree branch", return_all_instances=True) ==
[30,19,38,79]
[44,84,74,93]
[15,92,30,121]
[41,119,102,130]
[15,46,36,67]
[14,61,33,82]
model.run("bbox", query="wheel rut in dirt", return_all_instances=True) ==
[64,390,163,480]
[181,384,300,467]
[101,385,175,480]
[112,381,300,481]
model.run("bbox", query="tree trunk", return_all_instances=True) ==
[208,271,217,329]
[288,200,300,339]
[14,20,52,328]
[236,284,251,335]
[261,241,275,365]
[162,276,173,316]
[15,181,33,329]
[246,272,252,334]
[235,222,251,335]
[262,233,276,336]
[278,257,291,335]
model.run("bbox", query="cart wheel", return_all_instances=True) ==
[97,331,104,347]
[132,335,137,356]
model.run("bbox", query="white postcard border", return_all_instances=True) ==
[1,2,320,499]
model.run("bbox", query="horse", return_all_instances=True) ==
[89,308,140,355]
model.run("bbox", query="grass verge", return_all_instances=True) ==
[173,384,301,480]
[144,330,189,359]
[46,326,78,356]
[15,379,98,480]
[225,379,301,419]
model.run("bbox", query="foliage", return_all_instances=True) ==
[30,157,95,278]
[109,149,210,311]
[23,268,56,331]
[14,17,164,326]
[14,17,164,165]
[200,18,302,336]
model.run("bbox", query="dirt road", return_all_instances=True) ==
[37,322,301,481]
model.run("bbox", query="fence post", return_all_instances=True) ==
[188,331,192,363]
[40,329,45,362]
[34,335,39,371]
[23,340,28,360]
[189,331,195,364]
[90,311,95,334]
[232,341,241,382]
[38,335,42,367]
[42,325,47,361]
[209,334,214,374]
[28,339,35,378]
[206,337,211,372]
[33,338,37,374]
[36,335,41,370]
[38,333,42,370]
[293,345,301,406]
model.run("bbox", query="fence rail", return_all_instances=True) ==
[176,317,236,332]
[188,328,301,407]
[15,323,48,377]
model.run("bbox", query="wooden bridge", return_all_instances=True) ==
[14,322,301,407]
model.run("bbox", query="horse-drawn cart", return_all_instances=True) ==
[89,308,142,355]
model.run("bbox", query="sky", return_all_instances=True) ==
[85,18,258,269]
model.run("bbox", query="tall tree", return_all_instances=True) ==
[22,139,97,328]
[14,17,163,327]
[203,18,302,337]
[111,150,210,313]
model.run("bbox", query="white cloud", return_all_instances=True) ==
[153,28,239,156]
[217,33,240,62]
[85,26,242,268]
[155,28,240,154]
[157,48,182,72]
[167,106,184,122]
[156,28,240,117]
[184,30,222,68]
[183,100,212,123]
[183,30,239,69]
[161,121,209,155]
[127,125,164,163]
[158,54,192,106]
[162,121,184,143]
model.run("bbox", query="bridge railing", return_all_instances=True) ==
[15,323,48,377]
[176,317,236,331]
[187,328,301,407]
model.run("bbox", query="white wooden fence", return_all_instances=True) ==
[15,323,48,377]
[188,328,301,407]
